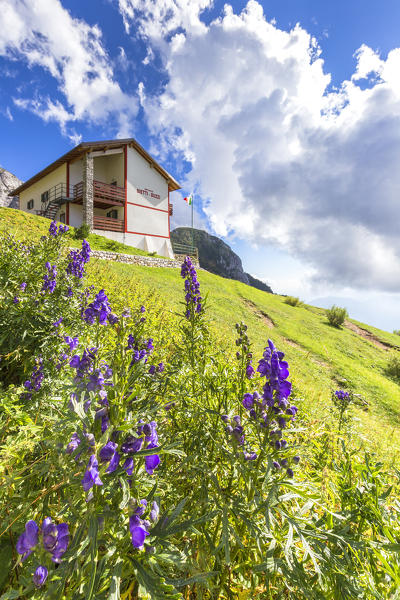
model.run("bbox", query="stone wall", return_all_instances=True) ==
[83,248,199,269]
[82,153,94,230]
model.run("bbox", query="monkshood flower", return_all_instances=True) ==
[23,358,44,399]
[180,256,202,318]
[82,454,103,491]
[13,296,19,304]
[148,362,164,375]
[99,441,120,473]
[42,518,69,563]
[129,499,160,550]
[127,334,154,366]
[130,513,149,549]
[150,501,159,522]
[66,239,91,279]
[17,518,69,565]
[16,520,39,561]
[235,322,254,379]
[66,432,82,455]
[69,347,98,380]
[53,317,63,328]
[144,421,160,475]
[121,421,161,475]
[33,566,48,587]
[48,221,58,237]
[42,262,57,294]
[108,312,119,325]
[223,414,246,447]
[238,339,299,477]
[49,220,69,237]
[20,282,27,291]
[66,431,95,458]
[83,289,111,325]
[335,390,350,400]
[64,336,79,352]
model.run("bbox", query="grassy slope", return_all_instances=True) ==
[88,260,400,463]
[2,208,400,460]
[0,207,160,257]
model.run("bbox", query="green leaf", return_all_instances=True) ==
[86,515,99,600]
[164,571,218,588]
[0,591,23,600]
[222,507,230,565]
[131,559,182,600]
[119,476,130,510]
[108,560,123,600]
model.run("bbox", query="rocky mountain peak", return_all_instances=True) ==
[171,227,273,294]
[0,167,22,208]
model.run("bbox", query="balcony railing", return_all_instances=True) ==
[74,180,125,206]
[43,182,72,204]
[93,215,124,232]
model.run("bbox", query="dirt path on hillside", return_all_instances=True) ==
[344,320,399,351]
[242,298,332,369]
[242,298,275,327]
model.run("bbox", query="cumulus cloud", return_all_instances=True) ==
[117,0,212,39]
[120,0,400,292]
[0,0,138,141]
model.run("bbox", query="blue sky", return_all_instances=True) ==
[1,0,400,330]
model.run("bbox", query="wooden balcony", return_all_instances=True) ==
[93,216,124,232]
[73,180,125,208]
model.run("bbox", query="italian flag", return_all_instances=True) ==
[184,194,193,205]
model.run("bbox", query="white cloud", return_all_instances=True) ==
[0,106,14,121]
[121,0,400,293]
[117,0,212,39]
[0,0,138,141]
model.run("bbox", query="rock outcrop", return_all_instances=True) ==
[171,227,273,294]
[0,168,21,208]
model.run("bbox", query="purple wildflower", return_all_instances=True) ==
[23,358,44,399]
[66,240,91,279]
[150,501,159,522]
[81,455,103,491]
[64,336,79,351]
[129,515,149,549]
[84,289,111,325]
[33,566,48,587]
[16,520,39,561]
[180,256,202,318]
[42,518,69,563]
[42,263,57,294]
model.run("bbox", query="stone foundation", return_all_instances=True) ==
[81,248,200,269]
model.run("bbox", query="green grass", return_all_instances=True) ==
[87,260,400,463]
[0,207,161,257]
[3,207,400,462]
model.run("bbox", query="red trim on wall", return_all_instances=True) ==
[126,230,169,239]
[66,162,70,225]
[168,188,170,238]
[126,201,169,213]
[124,145,127,233]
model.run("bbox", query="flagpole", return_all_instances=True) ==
[191,193,194,250]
